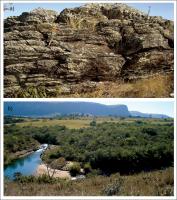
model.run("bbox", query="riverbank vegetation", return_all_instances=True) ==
[4,133,39,165]
[4,116,174,196]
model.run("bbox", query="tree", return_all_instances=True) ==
[90,120,96,127]
[142,128,157,136]
[49,157,66,178]
[42,152,66,178]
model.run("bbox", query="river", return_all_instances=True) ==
[4,144,48,180]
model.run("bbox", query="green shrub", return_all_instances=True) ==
[135,120,143,124]
[14,174,58,184]
[69,162,81,176]
[87,169,102,178]
[50,157,66,170]
[90,120,96,126]
[37,174,58,184]
[142,128,157,136]
[83,162,92,174]
[14,175,35,183]
[102,177,123,196]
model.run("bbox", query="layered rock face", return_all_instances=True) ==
[4,4,174,97]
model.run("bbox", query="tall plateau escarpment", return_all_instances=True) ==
[4,4,174,97]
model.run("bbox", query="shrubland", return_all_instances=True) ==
[4,117,174,196]
[4,118,174,174]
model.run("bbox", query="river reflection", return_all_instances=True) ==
[4,149,43,180]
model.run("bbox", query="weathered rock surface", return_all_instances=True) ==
[4,4,174,97]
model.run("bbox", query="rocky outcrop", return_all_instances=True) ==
[4,4,174,97]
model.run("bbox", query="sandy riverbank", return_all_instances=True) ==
[35,164,71,179]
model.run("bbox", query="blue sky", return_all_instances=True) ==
[4,3,174,20]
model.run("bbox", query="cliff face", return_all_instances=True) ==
[4,4,174,97]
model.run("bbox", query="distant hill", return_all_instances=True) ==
[4,102,171,118]
[130,111,171,119]
[4,102,130,117]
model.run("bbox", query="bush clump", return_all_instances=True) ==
[83,162,92,174]
[102,176,123,196]
[69,162,81,176]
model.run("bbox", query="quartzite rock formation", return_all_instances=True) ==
[4,4,174,97]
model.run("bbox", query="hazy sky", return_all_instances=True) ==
[4,100,174,117]
[4,2,174,20]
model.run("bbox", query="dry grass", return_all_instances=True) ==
[16,119,91,129]
[65,16,98,31]
[121,167,174,196]
[15,86,47,98]
[130,74,174,98]
[4,167,174,196]
[61,74,173,98]
[12,118,120,129]
[14,74,173,98]
[10,117,173,129]
[36,23,59,33]
[65,11,106,31]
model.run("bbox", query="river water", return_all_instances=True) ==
[4,144,48,180]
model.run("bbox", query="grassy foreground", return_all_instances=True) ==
[4,167,173,196]
[59,74,174,98]
[15,74,173,98]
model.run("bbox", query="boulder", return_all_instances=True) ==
[4,4,174,97]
